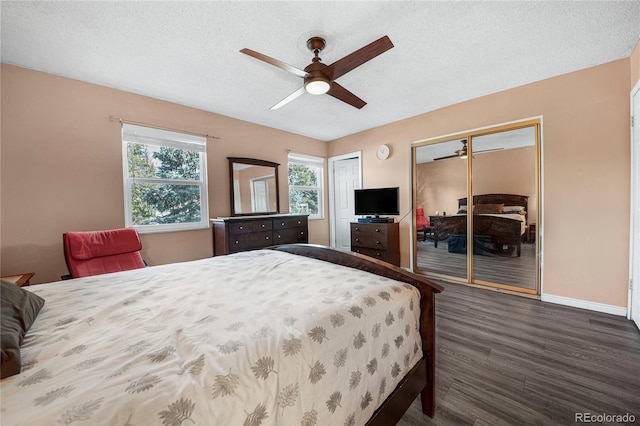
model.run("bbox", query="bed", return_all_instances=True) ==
[0,244,442,426]
[433,194,528,257]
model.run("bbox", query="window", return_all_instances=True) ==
[122,123,209,233]
[288,153,324,219]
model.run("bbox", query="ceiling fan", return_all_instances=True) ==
[433,140,504,161]
[240,35,394,110]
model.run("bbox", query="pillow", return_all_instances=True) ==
[503,205,526,214]
[1,280,45,379]
[474,203,504,214]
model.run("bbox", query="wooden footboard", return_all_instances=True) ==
[268,244,443,419]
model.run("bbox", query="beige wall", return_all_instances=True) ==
[0,64,329,284]
[416,146,537,219]
[2,52,636,308]
[329,59,631,308]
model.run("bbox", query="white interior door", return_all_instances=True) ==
[233,179,242,212]
[630,81,640,329]
[251,179,269,212]
[330,156,361,250]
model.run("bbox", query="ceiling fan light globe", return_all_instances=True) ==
[305,79,330,95]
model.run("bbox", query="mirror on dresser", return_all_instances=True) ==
[228,157,280,216]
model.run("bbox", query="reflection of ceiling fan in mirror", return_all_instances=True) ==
[433,140,504,161]
[240,35,394,110]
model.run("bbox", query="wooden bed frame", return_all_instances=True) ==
[270,244,444,423]
[433,194,528,257]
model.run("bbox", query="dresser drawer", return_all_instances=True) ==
[229,231,273,253]
[351,223,389,237]
[274,227,308,244]
[228,222,254,235]
[351,231,388,250]
[252,220,273,232]
[273,217,307,230]
[352,247,391,263]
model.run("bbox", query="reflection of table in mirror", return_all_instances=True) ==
[527,223,536,243]
[429,216,444,246]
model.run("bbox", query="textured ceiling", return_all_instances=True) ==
[1,1,639,141]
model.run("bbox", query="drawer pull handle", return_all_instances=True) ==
[235,240,239,244]
[281,222,285,226]
[300,231,304,235]
[265,236,270,240]
[355,227,359,231]
[277,235,281,238]
[239,226,243,230]
[356,249,361,253]
[375,228,380,232]
[261,224,265,228]
[297,221,301,224]
[376,240,380,245]
[355,238,360,242]
[377,252,381,256]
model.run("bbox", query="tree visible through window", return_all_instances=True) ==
[123,124,208,233]
[288,154,323,219]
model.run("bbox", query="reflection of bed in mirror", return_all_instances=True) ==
[228,157,280,216]
[433,194,528,256]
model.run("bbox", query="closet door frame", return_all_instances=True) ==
[411,117,542,295]
[629,81,640,328]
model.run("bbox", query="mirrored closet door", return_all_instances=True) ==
[414,138,468,280]
[412,120,540,294]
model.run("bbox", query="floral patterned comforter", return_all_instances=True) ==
[1,249,423,426]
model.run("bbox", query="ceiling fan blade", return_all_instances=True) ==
[323,35,394,80]
[327,82,366,109]
[270,86,306,110]
[240,48,308,78]
[475,147,504,154]
[433,154,461,161]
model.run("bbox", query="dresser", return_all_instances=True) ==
[211,214,308,256]
[350,222,400,266]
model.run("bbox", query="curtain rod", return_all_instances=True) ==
[108,115,220,140]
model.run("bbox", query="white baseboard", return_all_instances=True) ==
[541,293,627,316]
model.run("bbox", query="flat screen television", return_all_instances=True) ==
[354,187,400,216]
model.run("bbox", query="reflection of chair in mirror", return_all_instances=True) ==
[416,208,434,241]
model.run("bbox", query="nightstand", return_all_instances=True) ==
[1,272,35,287]
[350,222,400,266]
[527,223,536,243]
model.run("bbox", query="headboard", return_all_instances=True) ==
[458,194,528,213]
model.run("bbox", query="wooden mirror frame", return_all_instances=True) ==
[228,157,280,216]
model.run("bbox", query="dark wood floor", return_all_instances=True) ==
[398,281,640,425]
[416,240,537,290]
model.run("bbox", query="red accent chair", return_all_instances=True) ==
[416,208,434,241]
[63,228,146,278]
